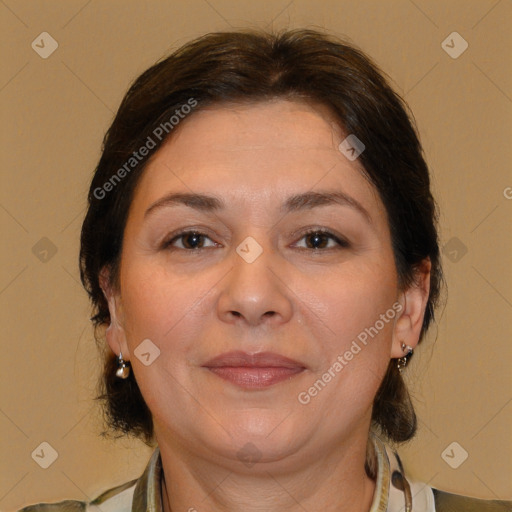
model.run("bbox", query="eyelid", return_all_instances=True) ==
[161,228,219,250]
[290,227,350,249]
[162,227,349,251]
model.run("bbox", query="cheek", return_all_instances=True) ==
[119,261,216,355]
[305,258,398,343]
[118,264,206,414]
[122,269,172,338]
[298,279,396,428]
[296,257,398,412]
[316,292,395,384]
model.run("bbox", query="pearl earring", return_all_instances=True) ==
[115,352,131,379]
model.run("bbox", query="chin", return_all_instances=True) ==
[205,412,310,464]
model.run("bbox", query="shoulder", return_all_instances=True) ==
[17,446,160,512]
[16,479,137,512]
[383,441,511,512]
[17,502,85,512]
[433,488,512,511]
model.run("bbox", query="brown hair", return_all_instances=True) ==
[80,28,443,447]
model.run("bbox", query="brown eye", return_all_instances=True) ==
[294,230,349,250]
[305,232,330,249]
[164,231,217,250]
[181,232,206,249]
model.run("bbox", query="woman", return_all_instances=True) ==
[19,29,510,511]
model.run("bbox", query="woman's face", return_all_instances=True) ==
[105,100,426,469]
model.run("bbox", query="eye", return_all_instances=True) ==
[293,229,349,250]
[162,228,349,252]
[163,231,218,250]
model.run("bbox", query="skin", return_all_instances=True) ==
[101,99,431,512]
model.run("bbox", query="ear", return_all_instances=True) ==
[99,266,130,360]
[390,258,431,358]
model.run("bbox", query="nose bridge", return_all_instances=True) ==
[232,232,277,297]
[233,236,276,294]
[218,230,292,325]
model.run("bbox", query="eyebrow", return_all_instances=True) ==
[144,190,372,224]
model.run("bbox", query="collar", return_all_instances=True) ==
[370,433,436,512]
[131,435,434,511]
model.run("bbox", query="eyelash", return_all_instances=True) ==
[161,228,349,252]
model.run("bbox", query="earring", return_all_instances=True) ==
[397,342,413,373]
[115,352,131,379]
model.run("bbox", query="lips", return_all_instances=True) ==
[202,351,306,389]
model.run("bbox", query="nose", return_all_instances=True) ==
[217,238,294,328]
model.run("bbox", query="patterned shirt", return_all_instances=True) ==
[18,435,510,511]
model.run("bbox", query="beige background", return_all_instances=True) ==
[1,0,511,509]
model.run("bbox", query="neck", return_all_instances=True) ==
[158,431,376,512]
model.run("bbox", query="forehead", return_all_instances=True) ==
[131,100,386,220]
[176,99,342,147]
[153,100,345,165]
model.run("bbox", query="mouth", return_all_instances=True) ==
[202,351,307,389]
